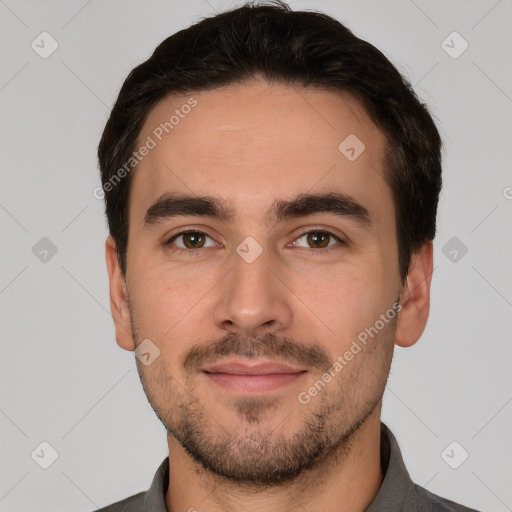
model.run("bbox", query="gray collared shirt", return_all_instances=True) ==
[94,423,480,511]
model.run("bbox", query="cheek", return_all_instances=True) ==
[129,269,194,336]
[289,263,386,352]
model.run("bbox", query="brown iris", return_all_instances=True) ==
[182,232,206,249]
[305,232,331,249]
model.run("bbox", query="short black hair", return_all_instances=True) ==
[98,0,442,282]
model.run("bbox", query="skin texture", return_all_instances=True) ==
[105,80,433,512]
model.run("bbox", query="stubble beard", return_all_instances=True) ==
[131,307,395,487]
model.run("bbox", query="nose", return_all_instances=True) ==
[211,242,293,338]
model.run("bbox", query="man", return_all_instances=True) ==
[96,1,479,510]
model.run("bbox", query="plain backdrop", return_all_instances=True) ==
[1,1,511,511]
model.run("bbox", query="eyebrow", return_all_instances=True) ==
[143,191,371,229]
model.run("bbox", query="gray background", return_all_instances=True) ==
[1,0,511,510]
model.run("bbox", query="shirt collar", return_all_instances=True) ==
[366,422,419,511]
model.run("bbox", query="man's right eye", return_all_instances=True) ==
[165,230,220,252]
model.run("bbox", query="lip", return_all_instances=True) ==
[202,360,304,375]
[202,359,307,393]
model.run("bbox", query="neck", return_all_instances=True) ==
[165,409,384,512]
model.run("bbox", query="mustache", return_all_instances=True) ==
[182,332,331,372]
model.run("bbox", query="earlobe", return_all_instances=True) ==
[105,236,136,351]
[394,240,434,348]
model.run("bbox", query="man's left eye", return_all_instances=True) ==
[291,230,344,250]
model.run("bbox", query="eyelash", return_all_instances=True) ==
[165,229,346,256]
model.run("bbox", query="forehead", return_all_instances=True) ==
[129,80,391,228]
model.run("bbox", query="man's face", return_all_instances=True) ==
[117,80,405,484]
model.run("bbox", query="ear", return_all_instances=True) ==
[394,240,434,348]
[105,236,136,351]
